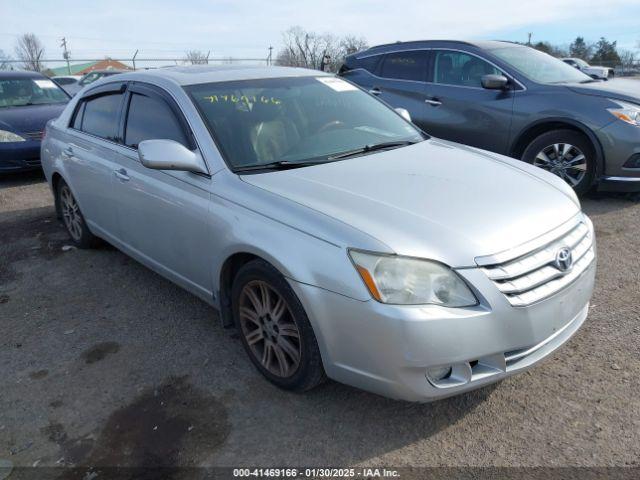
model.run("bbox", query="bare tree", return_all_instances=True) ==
[184,50,209,65]
[14,33,46,72]
[276,27,368,72]
[619,49,637,74]
[340,35,368,56]
[0,49,12,70]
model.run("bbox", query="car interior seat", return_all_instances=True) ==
[250,98,300,162]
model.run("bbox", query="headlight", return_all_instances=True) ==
[349,250,478,307]
[0,130,26,142]
[608,100,640,126]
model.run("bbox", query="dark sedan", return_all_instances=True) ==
[0,71,69,173]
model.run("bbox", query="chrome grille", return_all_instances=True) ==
[481,218,595,307]
[23,131,43,141]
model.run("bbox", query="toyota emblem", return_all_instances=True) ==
[555,247,573,272]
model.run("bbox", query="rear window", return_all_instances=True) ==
[80,93,124,141]
[380,51,428,81]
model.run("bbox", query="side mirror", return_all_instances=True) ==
[138,139,208,174]
[481,74,509,90]
[395,107,412,122]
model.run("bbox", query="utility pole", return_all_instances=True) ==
[268,46,273,66]
[527,32,532,46]
[60,37,71,74]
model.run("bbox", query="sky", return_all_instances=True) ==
[1,0,639,68]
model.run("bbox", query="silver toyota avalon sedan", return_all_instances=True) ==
[41,66,596,401]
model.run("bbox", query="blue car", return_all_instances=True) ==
[0,71,69,173]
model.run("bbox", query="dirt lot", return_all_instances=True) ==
[1,172,639,475]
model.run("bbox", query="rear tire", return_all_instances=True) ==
[56,179,98,249]
[522,129,596,196]
[232,259,326,392]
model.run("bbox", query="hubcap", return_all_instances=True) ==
[534,143,587,187]
[60,185,83,241]
[238,280,301,378]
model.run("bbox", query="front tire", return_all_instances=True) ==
[522,129,596,195]
[231,259,326,392]
[56,180,98,249]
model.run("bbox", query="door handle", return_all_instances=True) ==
[61,146,74,157]
[114,168,130,182]
[425,98,442,106]
[369,87,382,96]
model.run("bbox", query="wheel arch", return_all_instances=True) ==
[217,249,296,328]
[509,118,605,179]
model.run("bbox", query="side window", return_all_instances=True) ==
[380,51,428,81]
[433,51,501,87]
[81,93,124,141]
[124,93,188,149]
[71,101,85,130]
[356,54,382,74]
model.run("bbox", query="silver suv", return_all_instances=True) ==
[41,66,595,401]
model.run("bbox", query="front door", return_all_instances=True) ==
[110,84,214,298]
[421,49,515,154]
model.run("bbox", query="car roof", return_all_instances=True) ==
[353,39,524,57]
[0,70,47,80]
[105,65,330,86]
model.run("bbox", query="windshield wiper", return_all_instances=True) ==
[327,140,418,160]
[234,160,325,173]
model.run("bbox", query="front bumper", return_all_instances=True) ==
[290,260,595,402]
[0,141,42,172]
[596,120,640,192]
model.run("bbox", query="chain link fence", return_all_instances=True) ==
[1,57,277,75]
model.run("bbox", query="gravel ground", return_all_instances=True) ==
[0,171,639,475]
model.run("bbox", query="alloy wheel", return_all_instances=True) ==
[238,280,302,378]
[533,143,587,187]
[60,185,83,241]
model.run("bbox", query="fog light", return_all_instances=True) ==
[427,366,452,381]
[623,153,640,169]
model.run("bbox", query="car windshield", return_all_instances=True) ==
[0,78,68,108]
[490,47,592,84]
[186,76,425,170]
[573,58,589,68]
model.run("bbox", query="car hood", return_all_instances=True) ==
[567,78,640,104]
[241,139,580,267]
[0,103,67,133]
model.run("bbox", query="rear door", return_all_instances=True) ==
[421,49,516,154]
[109,83,214,297]
[63,83,126,238]
[368,50,430,128]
